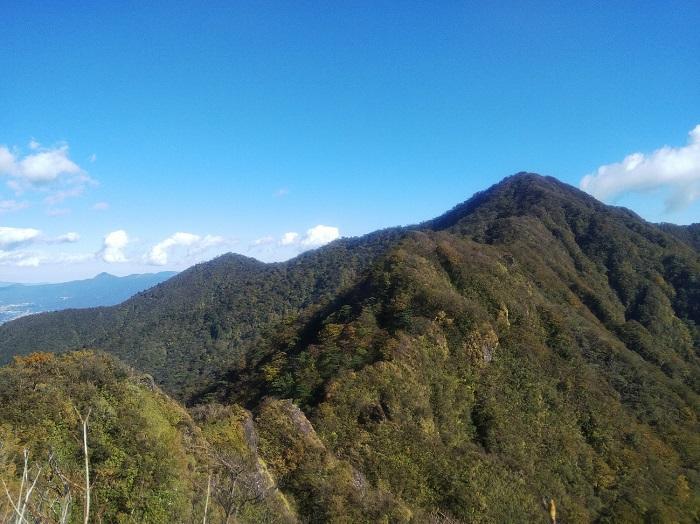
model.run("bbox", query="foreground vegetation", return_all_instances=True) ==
[1,174,698,522]
[0,352,296,523]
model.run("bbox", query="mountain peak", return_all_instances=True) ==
[425,172,599,231]
[500,170,548,183]
[495,171,589,195]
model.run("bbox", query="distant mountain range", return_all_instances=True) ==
[0,271,176,323]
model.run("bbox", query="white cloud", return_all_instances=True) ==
[280,232,299,245]
[274,188,289,198]
[16,145,81,184]
[55,252,94,264]
[146,232,224,266]
[44,186,85,205]
[0,142,93,208]
[100,230,129,263]
[257,225,340,257]
[0,227,41,250]
[0,199,29,214]
[300,225,340,247]
[92,201,109,211]
[580,124,700,211]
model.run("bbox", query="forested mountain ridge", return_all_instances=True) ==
[0,228,405,399]
[0,173,699,521]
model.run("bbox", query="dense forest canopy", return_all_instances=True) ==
[0,173,698,522]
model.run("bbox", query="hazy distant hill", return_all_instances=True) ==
[0,174,698,521]
[0,271,176,323]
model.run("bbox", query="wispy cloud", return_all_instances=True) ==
[0,199,29,214]
[0,249,94,268]
[274,188,289,198]
[46,208,71,217]
[0,250,42,267]
[251,235,275,247]
[92,201,109,211]
[580,124,700,211]
[43,186,85,206]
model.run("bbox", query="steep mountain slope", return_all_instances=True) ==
[0,271,176,323]
[0,173,699,521]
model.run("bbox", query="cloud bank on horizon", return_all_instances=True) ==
[0,222,342,274]
[581,124,700,212]
[0,138,342,277]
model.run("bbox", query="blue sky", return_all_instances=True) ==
[1,1,699,282]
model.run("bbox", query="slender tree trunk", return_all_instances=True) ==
[75,408,91,524]
[16,450,28,523]
[83,416,90,524]
[203,473,211,524]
